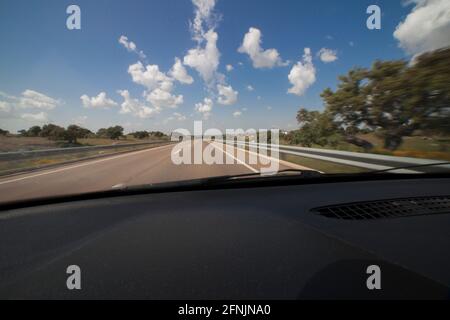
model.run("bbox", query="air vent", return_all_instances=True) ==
[313,196,450,220]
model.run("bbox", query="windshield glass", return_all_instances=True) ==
[0,0,449,203]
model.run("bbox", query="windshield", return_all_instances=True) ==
[0,0,449,203]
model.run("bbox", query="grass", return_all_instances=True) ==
[0,135,170,152]
[280,154,368,174]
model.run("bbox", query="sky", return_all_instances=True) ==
[1,0,450,134]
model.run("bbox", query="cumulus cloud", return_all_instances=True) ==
[233,110,242,118]
[184,29,220,85]
[169,58,194,84]
[119,35,146,60]
[246,85,254,92]
[128,62,172,91]
[146,88,183,109]
[81,92,118,109]
[21,112,48,122]
[288,48,316,96]
[117,90,159,119]
[195,97,213,119]
[0,101,12,113]
[226,64,234,72]
[0,89,62,115]
[19,90,61,110]
[394,0,450,56]
[317,48,338,63]
[238,27,286,69]
[128,61,186,109]
[217,84,238,105]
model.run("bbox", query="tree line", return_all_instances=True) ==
[4,124,167,144]
[288,47,450,151]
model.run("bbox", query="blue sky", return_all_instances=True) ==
[1,0,446,134]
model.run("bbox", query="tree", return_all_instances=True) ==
[64,125,92,144]
[0,128,9,136]
[40,124,66,140]
[27,126,42,137]
[131,131,150,139]
[96,128,108,138]
[106,126,124,140]
[321,47,450,150]
[294,108,340,147]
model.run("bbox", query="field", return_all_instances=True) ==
[0,135,167,152]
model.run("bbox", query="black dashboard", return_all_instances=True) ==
[0,176,449,299]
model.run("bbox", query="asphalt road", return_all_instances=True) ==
[0,141,306,203]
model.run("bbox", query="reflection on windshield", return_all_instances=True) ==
[0,0,449,203]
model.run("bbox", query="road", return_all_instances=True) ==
[0,141,308,203]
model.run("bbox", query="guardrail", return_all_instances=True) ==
[0,140,170,161]
[224,140,450,173]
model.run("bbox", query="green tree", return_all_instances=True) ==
[321,47,450,150]
[0,128,9,136]
[64,125,92,144]
[131,131,150,139]
[294,108,339,147]
[40,124,66,140]
[106,126,124,140]
[27,126,42,137]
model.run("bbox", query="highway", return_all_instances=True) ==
[0,141,307,203]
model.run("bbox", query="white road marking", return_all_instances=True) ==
[0,144,174,186]
[210,142,259,173]
[111,183,126,190]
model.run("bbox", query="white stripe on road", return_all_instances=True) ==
[0,144,174,186]
[210,142,259,173]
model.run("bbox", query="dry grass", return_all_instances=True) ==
[0,136,58,152]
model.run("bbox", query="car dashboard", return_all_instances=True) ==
[0,176,449,299]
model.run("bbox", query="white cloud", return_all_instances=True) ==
[173,112,187,121]
[394,0,450,56]
[246,85,254,92]
[117,90,159,119]
[184,29,220,85]
[232,111,242,118]
[217,84,238,105]
[226,64,234,72]
[81,92,118,109]
[128,62,172,91]
[318,48,338,63]
[119,35,146,60]
[238,27,286,69]
[169,58,194,84]
[191,0,217,42]
[145,88,184,109]
[0,101,12,113]
[21,112,48,122]
[128,61,186,109]
[19,90,61,110]
[195,97,213,119]
[288,48,316,96]
[267,106,272,110]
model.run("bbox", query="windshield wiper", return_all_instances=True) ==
[202,169,323,183]
[368,162,450,174]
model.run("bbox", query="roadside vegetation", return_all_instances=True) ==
[0,124,169,152]
[283,47,450,161]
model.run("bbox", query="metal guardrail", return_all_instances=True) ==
[0,140,170,161]
[225,140,450,173]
